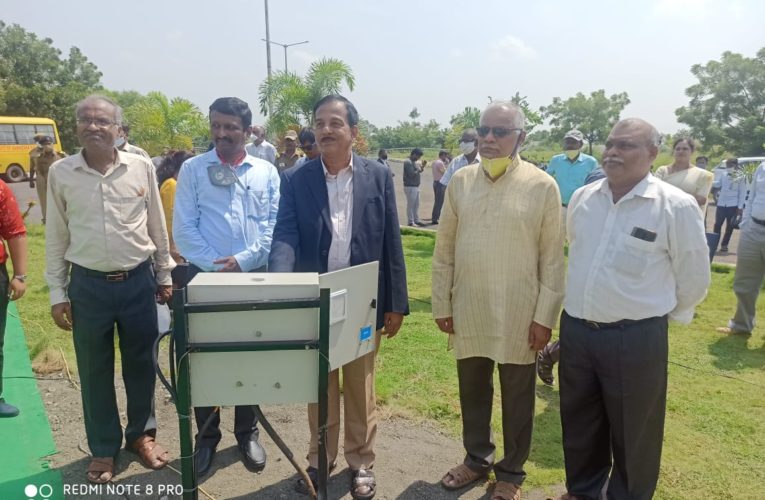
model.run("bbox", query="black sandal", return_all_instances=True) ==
[350,468,376,499]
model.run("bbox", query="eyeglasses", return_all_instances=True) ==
[77,117,118,128]
[299,143,316,151]
[476,126,523,138]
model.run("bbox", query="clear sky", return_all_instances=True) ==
[4,0,764,134]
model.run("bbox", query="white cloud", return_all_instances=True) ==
[450,48,465,58]
[489,35,538,61]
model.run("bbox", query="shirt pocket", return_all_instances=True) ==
[612,233,659,279]
[246,190,268,218]
[119,196,146,224]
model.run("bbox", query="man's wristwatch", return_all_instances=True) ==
[12,275,26,283]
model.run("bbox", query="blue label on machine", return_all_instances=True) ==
[359,325,372,341]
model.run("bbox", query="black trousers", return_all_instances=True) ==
[69,261,159,457]
[714,205,738,247]
[559,310,668,500]
[185,264,260,448]
[457,356,535,485]
[432,181,446,223]
[0,265,8,398]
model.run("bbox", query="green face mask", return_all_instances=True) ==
[482,155,514,178]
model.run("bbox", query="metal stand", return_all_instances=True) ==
[171,288,330,500]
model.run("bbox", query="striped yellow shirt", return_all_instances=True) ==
[432,158,565,365]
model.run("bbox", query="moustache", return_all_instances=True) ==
[215,137,233,144]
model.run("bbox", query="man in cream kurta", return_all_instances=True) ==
[432,101,564,500]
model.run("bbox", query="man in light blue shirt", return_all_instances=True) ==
[537,129,598,386]
[712,158,746,252]
[545,129,599,207]
[173,97,279,477]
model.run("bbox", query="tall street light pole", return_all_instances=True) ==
[264,0,272,80]
[261,39,309,72]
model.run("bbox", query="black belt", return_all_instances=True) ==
[72,260,151,282]
[752,216,765,227]
[566,311,662,330]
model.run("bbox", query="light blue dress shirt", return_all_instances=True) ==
[439,153,480,186]
[546,152,599,205]
[712,168,746,209]
[173,149,280,271]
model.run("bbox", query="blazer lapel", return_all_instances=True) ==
[306,160,332,232]
[352,154,370,239]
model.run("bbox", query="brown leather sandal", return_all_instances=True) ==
[492,481,522,500]
[87,457,114,484]
[128,434,169,470]
[441,463,487,490]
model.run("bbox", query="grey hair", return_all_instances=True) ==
[75,94,123,126]
[615,118,661,147]
[480,100,525,130]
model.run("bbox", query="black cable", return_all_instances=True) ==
[153,330,177,402]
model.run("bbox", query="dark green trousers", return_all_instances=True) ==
[457,356,536,485]
[69,262,159,458]
[0,264,8,398]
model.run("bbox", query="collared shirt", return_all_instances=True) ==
[565,174,710,324]
[245,140,277,165]
[431,158,565,365]
[431,159,446,182]
[439,153,481,186]
[322,157,354,272]
[277,151,301,172]
[45,151,175,304]
[713,168,747,209]
[173,149,280,272]
[545,152,599,205]
[122,142,151,159]
[741,162,765,230]
[0,180,26,264]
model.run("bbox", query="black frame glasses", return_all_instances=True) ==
[476,126,523,138]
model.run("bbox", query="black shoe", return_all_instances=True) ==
[0,400,19,418]
[194,445,216,477]
[415,221,427,227]
[431,220,438,225]
[239,436,266,472]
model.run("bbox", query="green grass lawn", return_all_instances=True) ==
[15,224,765,498]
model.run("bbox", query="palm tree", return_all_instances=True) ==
[258,58,355,135]
[124,91,208,155]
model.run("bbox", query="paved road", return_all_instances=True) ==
[8,162,740,266]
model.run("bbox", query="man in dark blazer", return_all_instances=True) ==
[269,95,408,500]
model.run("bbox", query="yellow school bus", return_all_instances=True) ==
[0,116,64,182]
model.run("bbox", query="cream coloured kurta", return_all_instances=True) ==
[431,157,565,365]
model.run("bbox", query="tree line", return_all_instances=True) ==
[1,22,762,159]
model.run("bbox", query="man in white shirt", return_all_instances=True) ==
[717,160,765,335]
[556,118,710,500]
[711,158,746,252]
[439,129,480,187]
[245,124,277,165]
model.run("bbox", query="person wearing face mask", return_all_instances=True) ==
[439,129,480,187]
[711,158,746,253]
[432,101,564,500]
[246,124,278,166]
[116,124,151,159]
[544,129,599,213]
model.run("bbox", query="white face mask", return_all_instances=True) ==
[458,141,475,155]
[114,136,126,148]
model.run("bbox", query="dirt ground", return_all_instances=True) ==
[39,373,565,500]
